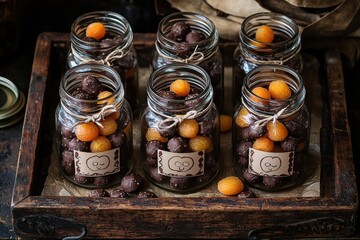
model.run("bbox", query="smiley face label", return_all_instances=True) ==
[158,150,204,177]
[248,148,294,176]
[74,148,120,176]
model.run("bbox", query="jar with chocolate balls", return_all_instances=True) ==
[141,63,220,193]
[233,65,310,191]
[68,11,139,112]
[152,12,224,110]
[233,12,302,105]
[55,64,133,188]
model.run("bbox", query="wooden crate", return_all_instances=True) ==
[11,32,358,239]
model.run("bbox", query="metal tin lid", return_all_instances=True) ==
[0,76,25,128]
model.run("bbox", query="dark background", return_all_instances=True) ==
[0,0,359,238]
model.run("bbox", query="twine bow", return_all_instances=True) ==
[156,110,197,132]
[71,44,129,66]
[253,106,288,128]
[155,42,205,65]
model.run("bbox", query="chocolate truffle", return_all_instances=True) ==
[146,140,165,158]
[137,191,157,198]
[248,124,266,139]
[237,189,256,198]
[263,176,283,189]
[61,125,75,138]
[170,177,193,190]
[236,141,253,158]
[185,31,205,44]
[149,167,168,183]
[280,136,299,152]
[145,157,158,167]
[120,173,144,193]
[68,138,90,152]
[110,188,130,198]
[61,151,75,175]
[82,75,103,97]
[89,189,110,197]
[243,169,261,184]
[205,152,217,170]
[158,122,177,138]
[71,88,94,100]
[61,137,71,148]
[167,137,188,153]
[93,176,110,186]
[109,130,127,148]
[184,93,200,107]
[198,119,215,136]
[74,175,93,185]
[171,21,191,39]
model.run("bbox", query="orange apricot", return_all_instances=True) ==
[75,122,100,142]
[105,111,121,121]
[255,25,274,44]
[86,22,106,41]
[253,136,275,152]
[220,115,232,132]
[170,79,191,97]
[217,176,244,196]
[266,120,288,142]
[98,119,117,136]
[269,80,291,100]
[90,136,112,152]
[97,91,115,105]
[235,108,253,128]
[179,119,199,138]
[251,86,272,103]
[145,128,168,143]
[189,135,213,152]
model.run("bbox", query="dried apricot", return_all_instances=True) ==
[97,91,115,105]
[90,136,112,152]
[75,122,100,142]
[105,111,121,121]
[145,128,168,143]
[255,25,274,44]
[251,86,271,104]
[179,119,199,138]
[170,79,191,97]
[220,115,232,132]
[217,176,244,196]
[266,120,288,142]
[99,119,117,136]
[86,22,106,41]
[269,80,291,100]
[235,108,252,128]
[253,136,274,152]
[189,135,212,152]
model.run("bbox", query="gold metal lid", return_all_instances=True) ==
[0,76,25,128]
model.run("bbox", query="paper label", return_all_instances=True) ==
[157,150,205,177]
[248,148,294,176]
[74,148,120,177]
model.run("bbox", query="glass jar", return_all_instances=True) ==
[141,63,220,193]
[55,64,133,188]
[68,11,139,113]
[233,65,310,191]
[152,12,224,110]
[233,12,302,105]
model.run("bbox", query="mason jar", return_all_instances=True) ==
[152,12,224,110]
[233,12,302,105]
[55,64,133,188]
[68,11,139,112]
[233,65,310,191]
[141,63,220,193]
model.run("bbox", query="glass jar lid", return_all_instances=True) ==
[0,76,25,128]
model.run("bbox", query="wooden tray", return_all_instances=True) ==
[11,32,358,239]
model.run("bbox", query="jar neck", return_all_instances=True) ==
[59,64,124,126]
[239,12,301,63]
[147,63,213,118]
[156,12,219,64]
[241,65,305,119]
[71,11,133,64]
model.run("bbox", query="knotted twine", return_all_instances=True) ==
[71,43,131,66]
[155,41,218,65]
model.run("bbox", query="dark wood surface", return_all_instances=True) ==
[1,32,356,239]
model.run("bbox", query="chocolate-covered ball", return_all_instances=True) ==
[184,93,200,107]
[167,137,188,153]
[158,122,177,138]
[61,151,75,175]
[280,137,299,152]
[120,173,144,193]
[100,38,116,49]
[243,169,261,184]
[82,75,103,97]
[157,89,181,100]
[146,140,165,158]
[137,191,157,198]
[237,189,256,198]
[116,53,136,69]
[205,152,217,170]
[89,189,110,197]
[263,176,283,189]
[110,188,130,198]
[109,130,127,148]
[248,124,266,139]
[199,119,215,136]
[71,88,94,100]
[61,137,71,148]
[238,157,249,168]
[185,31,206,44]
[68,138,90,152]
[74,175,93,185]
[61,125,75,138]
[149,167,168,183]
[145,157,158,167]
[240,127,251,140]
[236,141,253,158]
[171,21,191,39]
[170,177,193,190]
[93,176,110,186]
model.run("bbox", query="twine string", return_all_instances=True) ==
[253,106,289,128]
[71,43,130,66]
[157,110,198,131]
